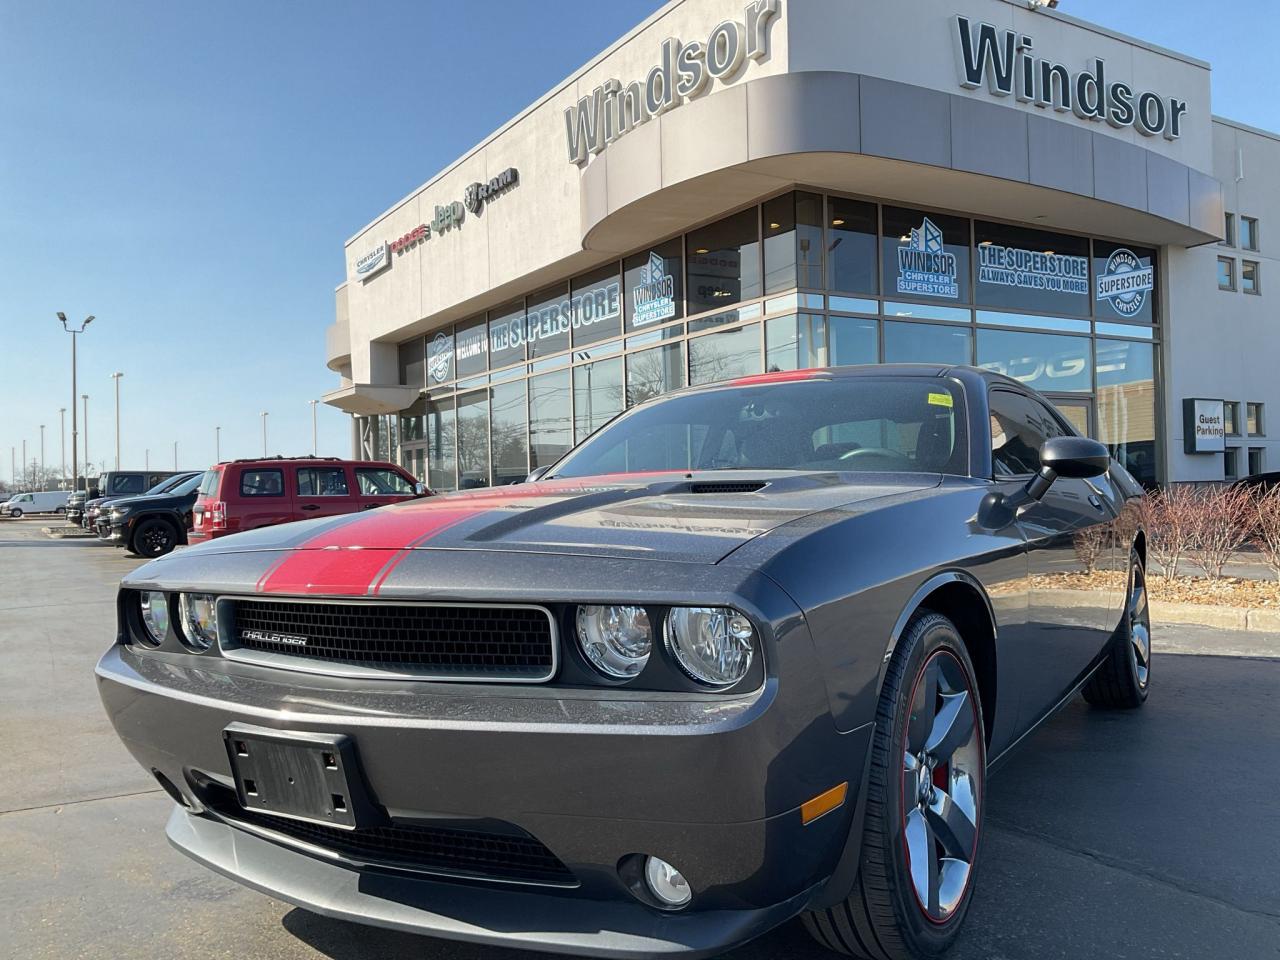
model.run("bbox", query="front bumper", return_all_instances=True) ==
[96,518,126,542]
[96,634,869,957]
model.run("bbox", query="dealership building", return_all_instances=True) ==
[324,0,1278,489]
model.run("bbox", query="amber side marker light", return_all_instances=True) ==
[801,782,848,825]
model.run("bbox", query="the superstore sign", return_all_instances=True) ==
[978,244,1089,295]
[489,282,622,354]
[1096,248,1155,317]
[631,251,677,327]
[897,218,959,299]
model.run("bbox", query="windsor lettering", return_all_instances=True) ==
[954,16,1188,140]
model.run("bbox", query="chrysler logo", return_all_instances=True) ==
[242,629,309,647]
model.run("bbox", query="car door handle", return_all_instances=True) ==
[1087,494,1105,511]
[299,504,320,512]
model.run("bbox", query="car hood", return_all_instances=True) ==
[108,492,190,510]
[169,471,941,585]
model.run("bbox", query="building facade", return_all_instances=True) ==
[324,0,1276,489]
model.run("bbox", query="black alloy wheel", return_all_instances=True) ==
[1082,552,1150,708]
[803,611,985,959]
[131,518,177,558]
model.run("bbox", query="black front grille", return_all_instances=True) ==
[230,599,555,680]
[206,790,574,886]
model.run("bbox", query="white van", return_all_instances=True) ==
[2,490,70,518]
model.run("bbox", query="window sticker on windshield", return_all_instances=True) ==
[928,392,953,408]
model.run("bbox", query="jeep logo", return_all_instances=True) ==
[242,629,308,647]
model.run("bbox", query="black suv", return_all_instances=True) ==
[68,470,179,526]
[96,472,207,557]
[82,472,199,532]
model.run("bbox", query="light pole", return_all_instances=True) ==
[261,412,269,457]
[173,440,178,470]
[59,408,66,487]
[9,447,14,489]
[215,426,221,462]
[110,372,123,471]
[309,400,319,456]
[39,425,46,485]
[22,439,27,490]
[57,313,94,491]
[145,448,149,471]
[82,394,90,476]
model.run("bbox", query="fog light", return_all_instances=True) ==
[644,856,692,908]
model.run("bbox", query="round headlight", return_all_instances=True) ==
[665,607,755,688]
[576,605,652,679]
[138,591,170,646]
[178,593,219,651]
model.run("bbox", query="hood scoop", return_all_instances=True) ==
[686,480,769,494]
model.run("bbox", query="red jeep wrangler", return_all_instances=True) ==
[190,457,426,542]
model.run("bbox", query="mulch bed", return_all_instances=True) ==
[1032,570,1280,607]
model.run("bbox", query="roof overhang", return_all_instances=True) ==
[322,384,420,416]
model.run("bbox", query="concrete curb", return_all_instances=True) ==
[42,525,96,540]
[1033,588,1280,633]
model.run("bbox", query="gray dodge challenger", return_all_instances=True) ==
[97,364,1151,959]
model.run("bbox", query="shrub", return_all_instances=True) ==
[1139,486,1197,582]
[1252,487,1280,582]
[1185,485,1253,580]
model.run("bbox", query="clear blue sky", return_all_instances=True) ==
[1,1,1273,485]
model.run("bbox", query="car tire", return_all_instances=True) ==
[9,508,21,519]
[1082,553,1150,709]
[130,518,178,558]
[802,611,985,959]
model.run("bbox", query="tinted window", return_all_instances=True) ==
[529,370,572,470]
[689,323,761,385]
[1093,241,1157,323]
[488,301,526,370]
[686,208,761,314]
[454,317,489,378]
[554,378,968,477]
[355,468,414,496]
[763,191,823,293]
[829,315,878,367]
[297,468,350,497]
[974,221,1091,316]
[828,197,878,294]
[457,389,491,489]
[240,469,284,497]
[570,263,623,348]
[574,356,625,442]
[525,283,572,360]
[171,474,204,496]
[198,470,220,496]
[490,379,529,486]
[989,390,1064,478]
[883,321,971,365]
[976,329,1092,393]
[624,240,683,333]
[883,207,971,303]
[626,342,685,407]
[110,475,144,495]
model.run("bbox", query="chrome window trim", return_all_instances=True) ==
[215,595,559,684]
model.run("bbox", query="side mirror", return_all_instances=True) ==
[413,482,428,496]
[525,465,552,483]
[1027,436,1111,500]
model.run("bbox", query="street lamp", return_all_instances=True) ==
[110,372,124,471]
[82,394,90,475]
[261,411,269,456]
[39,425,45,485]
[22,439,27,490]
[173,440,178,470]
[215,425,221,462]
[59,408,66,487]
[57,312,94,492]
[309,400,318,456]
[145,448,149,470]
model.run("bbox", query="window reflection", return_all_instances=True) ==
[529,370,572,469]
[765,313,826,371]
[686,208,761,314]
[883,321,971,365]
[574,357,625,442]
[689,323,762,385]
[976,329,1092,393]
[456,390,490,489]
[882,207,971,303]
[829,315,878,367]
[626,342,685,406]
[763,192,823,293]
[1096,339,1156,487]
[828,197,878,295]
[426,397,456,492]
[490,379,528,486]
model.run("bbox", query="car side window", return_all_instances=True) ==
[240,469,284,497]
[297,467,350,497]
[989,390,1063,478]
[112,475,144,495]
[355,468,413,496]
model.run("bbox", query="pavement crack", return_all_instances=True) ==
[986,815,1280,923]
[0,787,163,817]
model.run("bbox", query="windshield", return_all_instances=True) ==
[552,376,968,478]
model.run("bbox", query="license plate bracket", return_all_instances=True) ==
[222,723,381,830]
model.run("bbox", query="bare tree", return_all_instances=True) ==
[1140,486,1197,582]
[1251,487,1280,582]
[1185,485,1253,580]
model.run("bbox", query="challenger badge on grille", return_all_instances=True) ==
[240,629,309,647]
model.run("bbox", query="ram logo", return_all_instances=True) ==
[241,629,309,647]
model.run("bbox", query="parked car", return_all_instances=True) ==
[96,472,207,557]
[188,457,425,543]
[82,472,201,533]
[97,366,1150,959]
[1231,471,1280,495]
[69,471,178,526]
[2,490,70,517]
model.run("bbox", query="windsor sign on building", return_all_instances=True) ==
[564,0,779,165]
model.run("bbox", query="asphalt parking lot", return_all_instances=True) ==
[2,519,1278,960]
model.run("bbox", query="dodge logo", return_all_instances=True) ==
[241,629,308,647]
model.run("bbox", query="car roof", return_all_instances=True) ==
[656,363,1023,400]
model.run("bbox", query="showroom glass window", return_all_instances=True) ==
[529,370,572,469]
[686,208,761,315]
[399,337,425,389]
[454,317,489,379]
[626,342,685,406]
[883,321,971,365]
[1093,241,1157,323]
[976,329,1092,393]
[490,379,529,485]
[488,300,526,370]
[570,263,624,348]
[399,396,425,444]
[574,356,625,442]
[763,191,823,294]
[689,322,762,385]
[624,239,683,334]
[427,330,455,385]
[829,315,878,367]
[765,313,826,371]
[426,397,456,492]
[974,222,1090,317]
[882,206,971,304]
[827,196,878,295]
[456,389,490,489]
[525,283,572,360]
[1096,339,1156,487]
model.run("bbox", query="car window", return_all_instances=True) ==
[198,470,220,497]
[297,467,350,497]
[170,474,204,496]
[240,469,284,497]
[355,468,414,496]
[989,390,1064,478]
[554,377,968,477]
[110,475,144,495]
